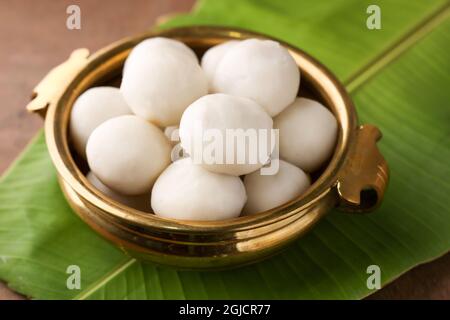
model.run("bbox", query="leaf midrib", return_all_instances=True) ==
[72,2,450,300]
[73,258,137,300]
[344,1,450,92]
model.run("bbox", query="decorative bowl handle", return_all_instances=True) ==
[336,124,389,213]
[26,48,90,118]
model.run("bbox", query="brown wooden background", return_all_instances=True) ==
[0,0,448,300]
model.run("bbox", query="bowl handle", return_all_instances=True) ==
[26,48,90,118]
[336,124,389,213]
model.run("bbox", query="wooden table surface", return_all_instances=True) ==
[0,0,448,300]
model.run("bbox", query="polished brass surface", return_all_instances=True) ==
[26,48,90,118]
[337,124,390,212]
[27,26,389,269]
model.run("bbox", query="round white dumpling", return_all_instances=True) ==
[121,39,208,127]
[274,98,338,172]
[201,40,239,90]
[124,37,198,71]
[212,39,300,116]
[86,115,172,195]
[243,160,310,215]
[86,172,151,212]
[69,87,131,157]
[151,158,247,221]
[179,93,274,176]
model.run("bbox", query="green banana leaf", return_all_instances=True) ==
[0,0,449,299]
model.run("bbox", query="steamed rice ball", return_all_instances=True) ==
[212,39,300,116]
[69,87,132,157]
[243,160,310,215]
[87,172,151,212]
[86,115,171,195]
[274,98,338,172]
[120,38,208,127]
[124,37,198,70]
[179,93,274,176]
[151,158,247,221]
[201,40,239,90]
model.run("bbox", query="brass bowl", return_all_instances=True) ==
[27,26,389,269]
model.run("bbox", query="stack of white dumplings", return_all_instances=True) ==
[70,37,338,221]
